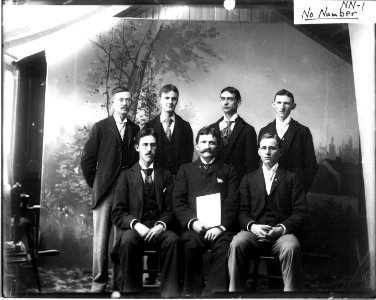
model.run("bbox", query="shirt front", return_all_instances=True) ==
[262,163,279,195]
[219,113,238,131]
[276,116,291,139]
[113,113,127,139]
[160,113,176,135]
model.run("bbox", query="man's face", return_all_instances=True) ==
[113,91,133,117]
[135,135,157,166]
[258,138,281,169]
[159,91,178,114]
[196,134,218,161]
[220,91,240,116]
[272,95,296,121]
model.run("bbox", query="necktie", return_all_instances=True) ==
[221,120,234,145]
[118,122,126,140]
[142,169,153,194]
[203,163,211,172]
[165,118,173,141]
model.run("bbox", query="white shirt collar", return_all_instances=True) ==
[262,162,279,176]
[139,161,154,170]
[223,113,238,122]
[276,116,291,126]
[113,113,128,124]
[160,113,176,123]
[200,156,216,165]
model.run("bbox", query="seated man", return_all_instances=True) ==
[173,126,240,297]
[228,132,308,292]
[111,128,180,298]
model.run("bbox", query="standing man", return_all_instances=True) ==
[259,89,318,192]
[81,87,140,292]
[173,126,239,297]
[144,84,194,175]
[111,128,180,298]
[228,133,308,292]
[209,86,259,177]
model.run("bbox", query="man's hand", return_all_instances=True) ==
[263,226,283,242]
[144,224,164,242]
[250,224,272,241]
[204,227,223,241]
[192,220,206,234]
[134,222,150,238]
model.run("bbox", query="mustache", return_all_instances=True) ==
[201,149,213,153]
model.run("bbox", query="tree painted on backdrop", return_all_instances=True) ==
[87,19,221,123]
[40,20,220,262]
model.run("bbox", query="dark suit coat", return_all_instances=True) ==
[209,116,259,176]
[144,114,194,174]
[80,115,140,208]
[111,163,175,232]
[173,159,240,231]
[239,167,308,235]
[259,119,318,191]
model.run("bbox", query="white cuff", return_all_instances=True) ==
[277,223,286,235]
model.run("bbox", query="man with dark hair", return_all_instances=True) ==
[209,86,259,177]
[81,87,140,292]
[173,126,239,297]
[144,84,194,175]
[259,89,318,192]
[111,128,180,297]
[228,132,308,292]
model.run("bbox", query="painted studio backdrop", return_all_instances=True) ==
[37,16,364,287]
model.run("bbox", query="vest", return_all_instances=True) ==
[159,123,179,174]
[141,183,159,228]
[257,192,279,227]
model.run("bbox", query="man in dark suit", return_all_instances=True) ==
[81,87,140,292]
[228,132,308,292]
[173,126,240,297]
[209,86,259,177]
[144,84,193,175]
[143,84,194,284]
[259,89,318,192]
[111,128,180,297]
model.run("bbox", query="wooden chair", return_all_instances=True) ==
[3,183,59,296]
[250,254,283,290]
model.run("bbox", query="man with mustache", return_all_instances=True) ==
[259,89,318,192]
[228,132,308,292]
[111,128,180,297]
[81,87,140,292]
[209,86,259,177]
[173,126,240,297]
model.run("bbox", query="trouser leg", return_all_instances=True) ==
[91,190,113,292]
[181,231,206,296]
[228,230,260,292]
[157,230,181,298]
[117,230,144,292]
[271,234,305,291]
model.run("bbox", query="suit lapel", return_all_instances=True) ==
[173,114,182,147]
[154,167,163,211]
[206,160,221,176]
[269,168,286,196]
[280,119,298,160]
[109,115,122,142]
[130,164,144,208]
[255,168,266,193]
[193,159,207,174]
[222,117,244,160]
[126,118,134,149]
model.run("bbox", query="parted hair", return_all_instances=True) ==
[220,86,241,101]
[158,84,179,97]
[135,127,158,145]
[274,89,294,103]
[195,126,220,144]
[258,132,281,149]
